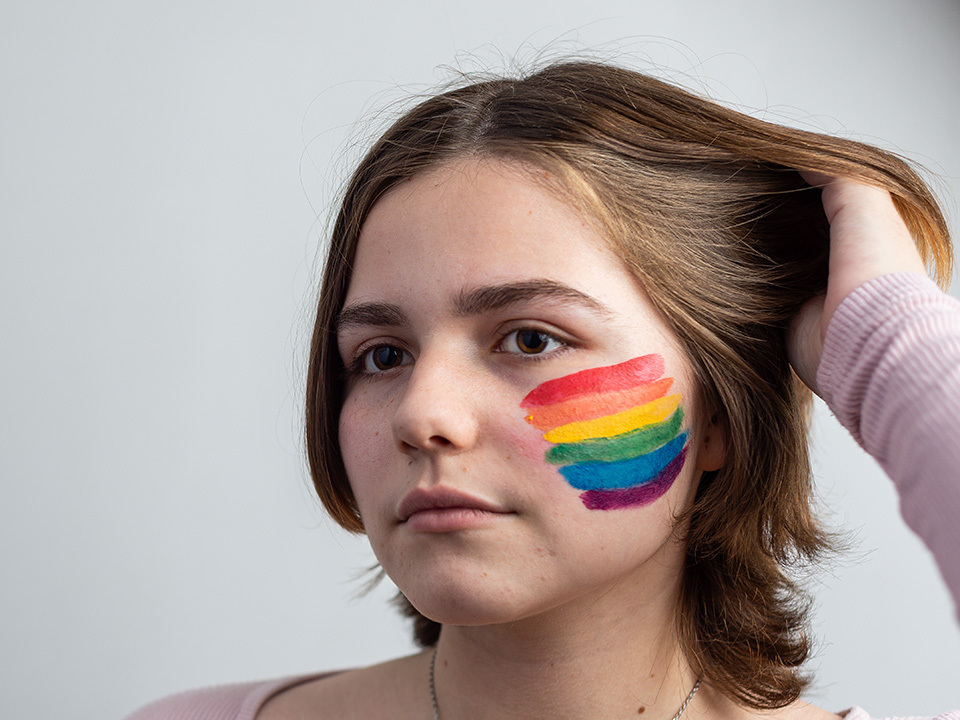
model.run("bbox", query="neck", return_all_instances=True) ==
[431,574,699,720]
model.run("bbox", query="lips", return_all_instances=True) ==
[398,487,509,523]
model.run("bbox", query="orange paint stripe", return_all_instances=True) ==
[525,377,674,431]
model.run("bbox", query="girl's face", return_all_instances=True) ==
[337,158,725,627]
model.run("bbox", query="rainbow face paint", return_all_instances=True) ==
[521,354,688,510]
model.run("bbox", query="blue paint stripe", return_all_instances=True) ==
[558,432,688,491]
[580,449,687,510]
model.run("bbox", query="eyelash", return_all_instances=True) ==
[344,327,570,379]
[494,327,569,359]
[344,343,412,379]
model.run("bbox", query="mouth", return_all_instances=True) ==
[398,487,512,531]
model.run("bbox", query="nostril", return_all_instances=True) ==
[398,435,453,455]
[397,434,457,454]
[392,384,479,452]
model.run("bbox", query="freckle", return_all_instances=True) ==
[461,465,467,472]
[443,660,448,667]
[649,672,655,678]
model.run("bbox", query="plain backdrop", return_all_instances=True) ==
[2,1,959,718]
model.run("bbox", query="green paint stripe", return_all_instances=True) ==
[546,408,684,464]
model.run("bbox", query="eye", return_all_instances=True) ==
[360,344,411,373]
[500,328,565,356]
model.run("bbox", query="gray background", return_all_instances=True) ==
[2,1,958,718]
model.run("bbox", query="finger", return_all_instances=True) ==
[788,293,825,395]
[798,169,835,188]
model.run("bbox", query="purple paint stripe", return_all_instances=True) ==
[579,448,687,510]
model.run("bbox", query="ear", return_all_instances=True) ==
[694,413,727,472]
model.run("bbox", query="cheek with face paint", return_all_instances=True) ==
[521,354,688,510]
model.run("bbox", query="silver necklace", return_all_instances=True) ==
[428,647,702,720]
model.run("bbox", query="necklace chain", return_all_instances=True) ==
[429,646,440,720]
[670,677,701,720]
[428,647,701,720]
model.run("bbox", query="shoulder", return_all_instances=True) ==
[257,652,432,720]
[123,674,331,720]
[123,653,431,720]
[840,707,960,720]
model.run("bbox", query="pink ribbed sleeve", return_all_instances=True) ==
[122,674,321,720]
[817,272,960,618]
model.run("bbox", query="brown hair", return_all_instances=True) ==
[305,61,952,709]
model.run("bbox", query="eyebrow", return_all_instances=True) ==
[336,302,408,333]
[336,279,613,334]
[453,280,613,318]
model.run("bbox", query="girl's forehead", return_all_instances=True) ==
[342,160,686,363]
[350,159,627,296]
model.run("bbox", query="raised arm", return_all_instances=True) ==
[789,174,960,619]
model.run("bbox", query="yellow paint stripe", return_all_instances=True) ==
[543,394,681,444]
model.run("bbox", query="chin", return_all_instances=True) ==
[396,572,556,628]
[403,588,522,627]
[405,571,612,631]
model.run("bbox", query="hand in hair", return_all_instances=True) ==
[788,172,927,393]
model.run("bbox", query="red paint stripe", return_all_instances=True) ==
[525,377,673,430]
[521,354,665,408]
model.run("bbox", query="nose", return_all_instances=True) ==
[391,351,480,455]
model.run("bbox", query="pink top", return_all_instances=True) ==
[818,273,960,616]
[124,273,960,720]
[124,674,335,720]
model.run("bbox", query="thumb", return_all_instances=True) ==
[788,293,826,395]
